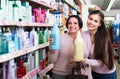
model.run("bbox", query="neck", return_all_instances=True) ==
[68,32,77,40]
[90,30,97,37]
[89,30,97,44]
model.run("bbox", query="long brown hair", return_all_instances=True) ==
[89,10,114,70]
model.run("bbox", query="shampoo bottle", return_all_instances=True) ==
[37,28,43,44]
[14,28,20,50]
[7,59,17,79]
[51,23,60,50]
[17,59,26,78]
[0,27,4,54]
[74,30,84,62]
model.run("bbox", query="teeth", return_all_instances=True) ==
[89,24,93,27]
[71,27,75,30]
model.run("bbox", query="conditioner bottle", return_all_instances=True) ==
[51,23,60,50]
[17,59,26,78]
[74,30,84,62]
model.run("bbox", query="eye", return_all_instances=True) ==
[89,17,93,20]
[94,20,98,23]
[74,22,78,24]
[68,22,72,25]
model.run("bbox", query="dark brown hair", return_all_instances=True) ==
[66,15,83,29]
[89,10,114,70]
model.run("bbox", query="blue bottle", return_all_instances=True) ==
[0,27,4,54]
[51,23,60,50]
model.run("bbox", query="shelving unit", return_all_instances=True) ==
[22,64,54,79]
[30,0,54,9]
[0,0,81,79]
[20,0,57,10]
[0,0,54,79]
[0,21,53,27]
[0,42,51,79]
[0,42,49,63]
[61,0,81,15]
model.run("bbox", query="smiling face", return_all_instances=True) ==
[87,14,101,32]
[67,17,80,34]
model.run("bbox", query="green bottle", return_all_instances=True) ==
[37,28,43,44]
[43,28,49,43]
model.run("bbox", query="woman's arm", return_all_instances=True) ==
[48,38,60,63]
[84,58,102,66]
[48,49,60,64]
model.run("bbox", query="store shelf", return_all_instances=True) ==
[18,22,53,27]
[50,10,63,13]
[22,64,54,79]
[28,0,57,10]
[61,0,81,14]
[0,21,53,27]
[0,42,49,63]
[0,21,15,26]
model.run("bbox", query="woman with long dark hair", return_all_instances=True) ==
[82,10,117,79]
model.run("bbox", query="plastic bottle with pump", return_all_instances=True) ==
[50,23,60,50]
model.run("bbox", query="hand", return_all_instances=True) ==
[80,58,87,63]
[72,58,85,63]
[80,58,85,62]
[49,38,54,45]
[67,59,77,69]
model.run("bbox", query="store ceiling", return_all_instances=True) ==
[83,0,120,11]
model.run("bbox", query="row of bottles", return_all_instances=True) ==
[0,0,80,26]
[6,58,26,79]
[0,0,64,26]
[0,22,61,79]
[0,47,48,79]
[0,26,50,55]
[51,12,63,26]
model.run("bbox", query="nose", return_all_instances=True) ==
[71,23,75,26]
[69,23,73,27]
[89,20,94,25]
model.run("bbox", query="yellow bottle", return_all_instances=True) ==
[74,30,84,62]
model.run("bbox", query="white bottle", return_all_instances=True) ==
[7,59,17,79]
[74,30,84,62]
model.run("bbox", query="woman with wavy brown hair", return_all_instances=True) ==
[82,10,117,79]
